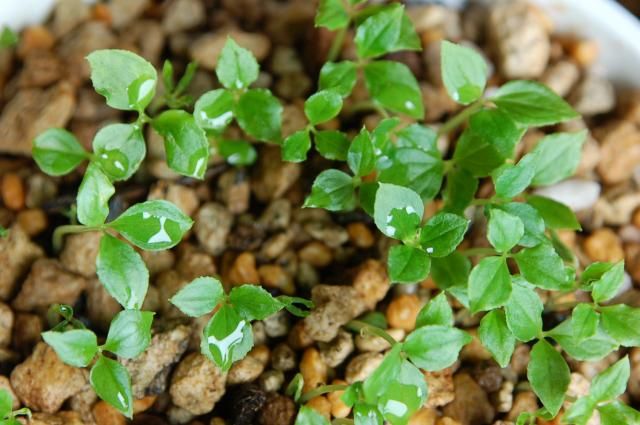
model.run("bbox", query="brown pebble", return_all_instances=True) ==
[133,395,157,414]
[386,294,421,331]
[92,3,112,25]
[16,208,47,236]
[327,379,350,418]
[346,222,375,249]
[1,173,25,211]
[305,396,331,421]
[409,408,438,425]
[258,264,294,295]
[17,26,55,58]
[228,252,260,286]
[93,400,126,425]
[300,348,327,392]
[298,241,333,268]
[583,228,624,262]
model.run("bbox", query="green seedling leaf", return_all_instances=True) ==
[529,131,587,187]
[96,234,149,310]
[487,209,524,253]
[201,304,253,371]
[315,0,350,30]
[374,183,424,239]
[491,80,579,126]
[581,262,616,287]
[377,360,427,424]
[353,403,383,425]
[403,325,471,371]
[598,401,640,425]
[0,226,6,238]
[92,123,146,182]
[90,355,133,418]
[416,292,453,328]
[304,169,356,211]
[563,397,596,425]
[492,153,536,199]
[495,202,546,247]
[218,139,257,166]
[318,61,357,97]
[347,128,376,177]
[453,109,523,177]
[600,305,640,347]
[590,356,630,403]
[108,200,193,251]
[194,89,234,133]
[0,389,12,418]
[152,110,209,179]
[216,38,259,90]
[282,130,311,163]
[527,339,570,416]
[388,244,431,284]
[386,206,421,241]
[103,310,154,359]
[76,163,114,227]
[305,90,343,126]
[42,329,98,368]
[443,167,478,215]
[479,309,515,368]
[314,130,349,161]
[591,261,626,303]
[514,243,570,290]
[0,27,18,49]
[548,319,619,362]
[378,147,444,201]
[526,195,581,230]
[174,61,198,96]
[87,49,157,111]
[505,278,543,342]
[359,181,378,216]
[235,89,282,142]
[469,256,511,313]
[32,129,88,176]
[229,285,284,321]
[419,212,469,257]
[170,276,224,317]
[286,373,304,402]
[295,406,331,425]
[277,296,314,318]
[162,60,175,93]
[362,345,402,404]
[431,252,471,307]
[395,123,437,151]
[441,40,487,104]
[354,4,419,58]
[571,303,600,342]
[363,61,423,118]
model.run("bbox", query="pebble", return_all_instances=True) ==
[355,328,405,352]
[263,310,290,338]
[258,394,296,425]
[534,179,600,212]
[141,249,176,277]
[16,208,47,236]
[1,173,25,211]
[303,284,366,342]
[298,241,333,268]
[109,0,149,29]
[10,342,86,413]
[86,278,122,331]
[194,202,233,256]
[58,22,117,80]
[442,373,495,425]
[305,396,331,421]
[596,121,640,185]
[327,379,350,418]
[30,411,85,424]
[300,347,327,392]
[494,380,514,413]
[318,329,354,368]
[12,259,87,312]
[0,224,43,300]
[52,0,90,37]
[345,352,384,383]
[148,182,199,217]
[541,60,580,98]
[0,302,13,348]
[12,313,42,355]
[170,352,227,415]
[190,30,271,71]
[259,369,285,393]
[488,2,550,79]
[271,343,297,372]
[258,199,292,231]
[251,146,300,202]
[163,0,205,34]
[60,231,102,277]
[176,244,216,280]
[228,345,269,385]
[346,222,375,249]
[386,294,421,331]
[123,325,191,398]
[93,400,126,425]
[424,368,455,407]
[259,264,294,295]
[304,221,349,248]
[218,169,251,214]
[353,259,391,310]
[228,252,260,286]
[409,408,438,425]
[460,329,493,362]
[16,26,55,58]
[506,391,538,421]
[570,74,616,116]
[583,228,625,262]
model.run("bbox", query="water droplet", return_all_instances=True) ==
[382,399,407,418]
[208,320,246,364]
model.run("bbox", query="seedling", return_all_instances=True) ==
[0,27,17,49]
[0,389,30,425]
[26,0,640,422]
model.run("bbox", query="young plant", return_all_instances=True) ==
[170,276,312,371]
[0,389,30,425]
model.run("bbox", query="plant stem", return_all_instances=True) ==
[459,247,499,257]
[53,225,102,252]
[437,100,484,138]
[347,320,398,347]
[299,384,350,404]
[327,27,347,62]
